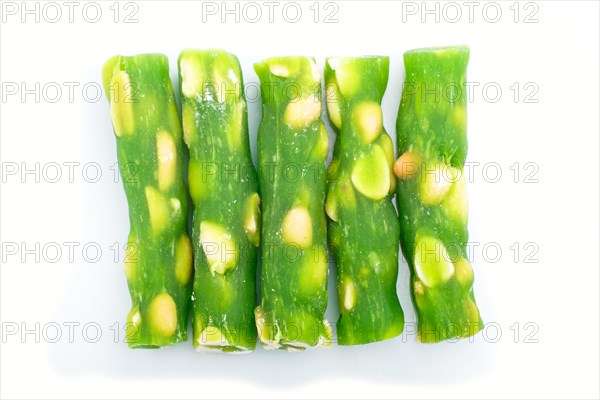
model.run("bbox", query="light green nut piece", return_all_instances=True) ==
[353,102,383,144]
[454,257,474,285]
[244,193,261,247]
[351,145,390,200]
[325,187,338,222]
[125,306,142,339]
[181,103,197,146]
[328,57,360,97]
[298,247,328,294]
[175,234,193,285]
[224,101,245,150]
[375,133,397,194]
[179,53,208,99]
[326,81,342,129]
[254,306,282,350]
[148,292,178,337]
[282,206,313,250]
[195,326,234,352]
[187,160,203,202]
[413,235,455,288]
[284,94,322,129]
[199,221,238,275]
[108,71,135,137]
[212,51,241,103]
[156,130,177,191]
[442,169,468,224]
[312,123,329,160]
[341,278,357,312]
[419,162,458,205]
[145,186,169,234]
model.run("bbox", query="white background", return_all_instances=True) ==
[1,1,599,399]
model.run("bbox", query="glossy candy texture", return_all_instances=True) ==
[102,54,192,348]
[178,49,259,353]
[324,57,404,345]
[254,57,332,351]
[395,46,483,343]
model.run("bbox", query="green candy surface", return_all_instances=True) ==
[102,54,192,348]
[254,56,332,351]
[325,56,405,345]
[395,46,483,343]
[178,49,259,353]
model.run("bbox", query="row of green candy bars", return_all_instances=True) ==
[102,46,482,352]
